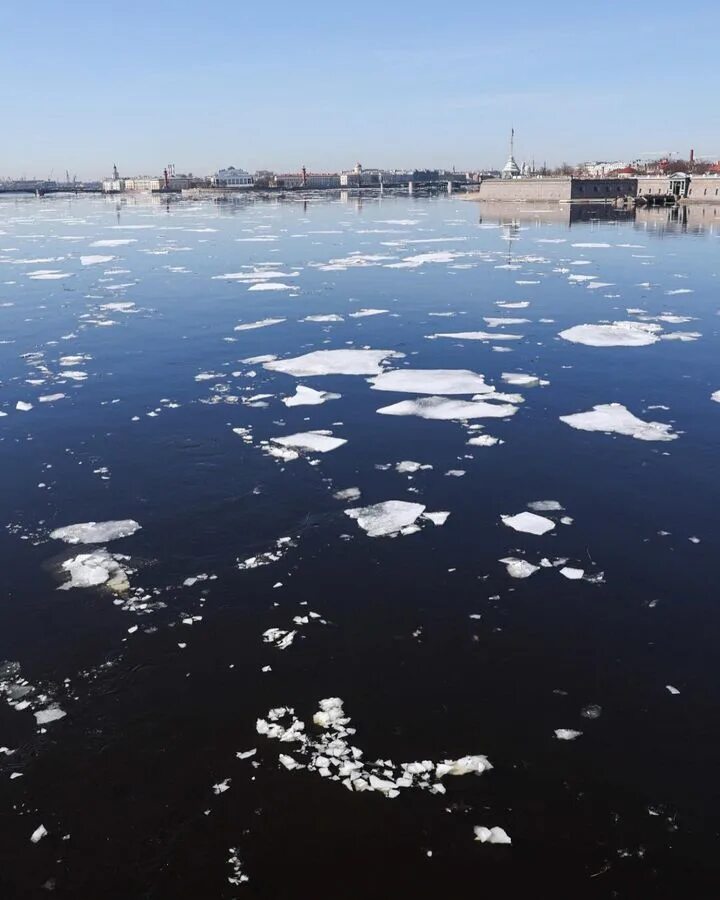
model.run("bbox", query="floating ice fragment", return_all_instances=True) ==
[528,501,563,512]
[378,396,517,421]
[30,825,47,843]
[345,501,426,537]
[282,386,341,407]
[34,706,66,726]
[502,372,547,387]
[560,567,584,580]
[50,520,141,544]
[333,487,361,501]
[483,317,531,327]
[474,826,511,844]
[395,460,432,474]
[265,349,404,377]
[80,255,116,266]
[666,685,680,695]
[16,401,33,412]
[560,403,677,442]
[59,549,130,592]
[501,512,555,536]
[213,779,231,794]
[500,558,539,578]
[467,435,501,447]
[429,331,523,341]
[234,318,286,331]
[370,368,493,395]
[39,393,66,403]
[269,431,346,456]
[559,321,661,347]
[348,308,388,318]
[423,511,450,526]
[247,282,293,291]
[554,729,582,740]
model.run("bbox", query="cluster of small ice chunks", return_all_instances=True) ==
[256,697,492,799]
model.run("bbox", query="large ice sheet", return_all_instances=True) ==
[50,520,141,544]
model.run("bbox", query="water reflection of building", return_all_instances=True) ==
[634,203,720,237]
[477,201,636,228]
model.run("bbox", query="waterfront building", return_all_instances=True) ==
[477,176,637,203]
[211,167,253,188]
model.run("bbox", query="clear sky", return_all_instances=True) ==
[2,0,718,179]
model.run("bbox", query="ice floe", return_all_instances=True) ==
[501,512,555,535]
[429,331,523,342]
[345,501,426,537]
[499,558,539,578]
[377,396,518,421]
[234,318,286,331]
[59,549,131,592]
[282,386,341,407]
[474,826,511,844]
[560,403,678,442]
[266,349,404,377]
[559,321,661,347]
[50,520,141,544]
[266,431,347,460]
[554,729,582,740]
[369,368,493,395]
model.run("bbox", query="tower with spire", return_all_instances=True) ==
[502,129,521,179]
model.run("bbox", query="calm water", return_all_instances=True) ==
[1,192,719,898]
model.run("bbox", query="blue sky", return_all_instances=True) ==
[2,0,718,179]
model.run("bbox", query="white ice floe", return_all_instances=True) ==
[30,825,48,844]
[39,394,66,403]
[496,301,530,309]
[234,318,286,331]
[429,331,523,341]
[34,706,66,726]
[247,282,294,292]
[16,401,33,412]
[560,567,585,580]
[268,431,347,458]
[528,500,563,511]
[238,537,295,570]
[501,372,548,387]
[302,314,344,323]
[50,520,141,544]
[499,558,539,579]
[345,501,426,537]
[467,434,501,447]
[333,487,361,501]
[265,349,404,377]
[554,729,582,740]
[263,628,297,650]
[59,549,131,592]
[348,308,389,318]
[474,826,511,845]
[90,239,137,247]
[560,403,678,442]
[483,317,531,327]
[282,386,341,407]
[256,697,492,799]
[377,396,518,421]
[395,460,432,474]
[369,368,494,395]
[501,512,555,535]
[712,391,720,403]
[423,511,450,526]
[666,685,680,695]
[559,321,661,347]
[80,255,116,266]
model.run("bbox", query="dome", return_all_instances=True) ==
[502,154,521,179]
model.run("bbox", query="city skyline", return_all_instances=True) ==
[2,0,719,179]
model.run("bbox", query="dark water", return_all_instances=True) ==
[1,193,719,898]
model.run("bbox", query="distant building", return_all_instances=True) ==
[272,173,305,189]
[211,167,253,188]
[302,172,341,188]
[477,176,637,203]
[501,129,521,179]
[123,176,162,192]
[581,161,628,177]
